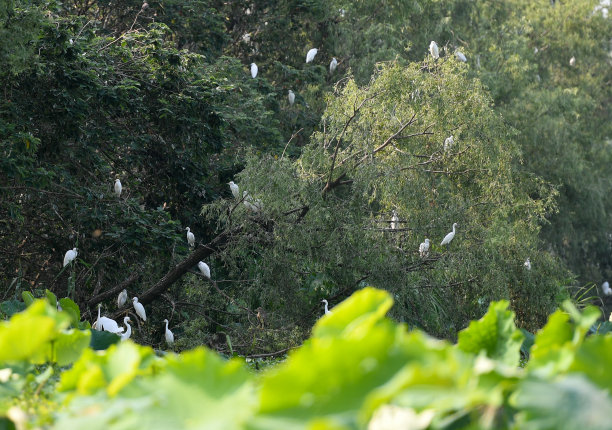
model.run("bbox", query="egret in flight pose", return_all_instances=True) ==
[306,48,318,63]
[132,297,147,322]
[419,239,430,258]
[228,181,240,199]
[429,41,439,59]
[120,317,132,341]
[288,90,295,105]
[198,261,210,279]
[250,63,258,78]
[63,248,78,267]
[321,299,332,315]
[117,289,128,308]
[114,179,122,198]
[441,223,458,246]
[329,57,338,73]
[164,319,174,346]
[186,227,195,247]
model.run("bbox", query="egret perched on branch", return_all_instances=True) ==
[441,223,458,246]
[164,319,174,346]
[117,289,128,308]
[132,297,147,322]
[444,135,454,152]
[306,48,318,63]
[524,258,531,270]
[569,56,576,66]
[120,317,132,341]
[603,281,612,296]
[63,248,78,267]
[288,90,295,106]
[114,179,122,198]
[186,227,195,247]
[455,51,467,62]
[390,210,399,230]
[250,63,258,78]
[228,181,240,200]
[321,299,332,315]
[419,239,430,258]
[329,57,338,73]
[429,41,439,59]
[93,304,125,333]
[198,261,210,279]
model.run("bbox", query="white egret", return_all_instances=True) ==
[329,57,338,73]
[117,289,128,308]
[306,48,318,63]
[288,90,295,106]
[242,33,251,43]
[440,223,458,246]
[390,210,399,230]
[419,239,430,258]
[132,297,147,322]
[250,63,258,78]
[455,51,467,62]
[524,258,531,270]
[444,135,454,151]
[198,261,211,279]
[186,227,195,247]
[602,281,612,296]
[569,56,576,66]
[63,248,78,267]
[120,317,132,341]
[321,299,332,315]
[114,179,122,198]
[228,181,240,199]
[164,319,174,346]
[93,305,125,333]
[429,41,439,59]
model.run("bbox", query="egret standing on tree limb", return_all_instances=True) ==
[186,227,195,247]
[228,181,240,199]
[250,63,258,78]
[63,248,78,267]
[306,48,318,63]
[419,239,430,258]
[330,57,338,73]
[117,289,128,308]
[390,210,399,230]
[441,223,458,246]
[455,51,467,62]
[569,56,576,66]
[288,90,295,105]
[524,258,531,270]
[132,297,147,321]
[198,261,210,279]
[120,317,132,341]
[164,319,174,346]
[114,179,122,198]
[429,41,439,59]
[321,299,332,315]
[603,281,611,296]
[444,135,454,151]
[93,304,125,333]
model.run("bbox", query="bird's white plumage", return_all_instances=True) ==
[120,317,132,341]
[321,299,332,315]
[440,223,457,246]
[569,56,576,66]
[63,248,78,267]
[288,90,295,105]
[164,319,174,345]
[198,261,211,279]
[390,210,399,230]
[242,33,251,43]
[133,297,147,321]
[603,281,612,296]
[444,135,454,151]
[94,305,125,333]
[455,51,467,62]
[306,48,318,63]
[250,63,258,78]
[429,41,439,59]
[419,239,430,258]
[186,227,195,247]
[329,57,338,73]
[524,258,531,270]
[117,289,128,308]
[228,181,240,199]
[114,179,122,197]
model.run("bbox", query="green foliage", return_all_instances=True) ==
[2,288,612,429]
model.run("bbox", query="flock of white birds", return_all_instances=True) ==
[59,39,597,345]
